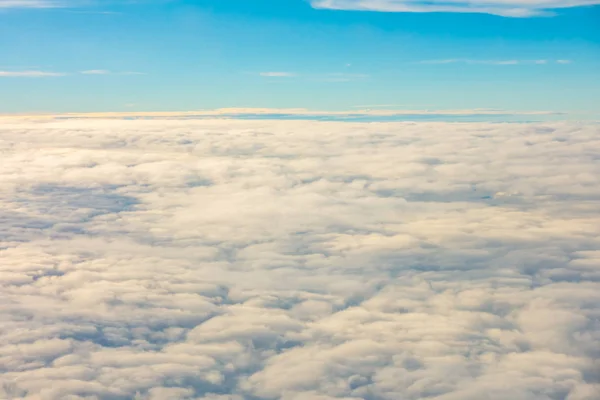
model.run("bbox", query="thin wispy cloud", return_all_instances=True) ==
[259,72,297,77]
[310,0,600,17]
[418,59,572,65]
[81,69,110,75]
[0,70,65,77]
[0,69,145,77]
[0,0,63,8]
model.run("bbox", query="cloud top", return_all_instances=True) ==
[0,119,599,399]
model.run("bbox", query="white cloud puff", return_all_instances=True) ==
[311,0,600,17]
[0,118,599,399]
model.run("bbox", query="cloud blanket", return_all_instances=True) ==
[1,118,599,400]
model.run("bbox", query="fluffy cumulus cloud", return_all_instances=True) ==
[311,0,600,17]
[0,118,599,400]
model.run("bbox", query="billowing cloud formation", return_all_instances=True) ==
[0,119,599,400]
[311,0,600,17]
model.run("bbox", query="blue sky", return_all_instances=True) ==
[1,0,599,115]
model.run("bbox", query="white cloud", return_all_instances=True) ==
[260,72,297,77]
[0,119,599,399]
[0,0,63,8]
[311,0,600,17]
[0,69,146,78]
[80,69,110,75]
[556,59,572,64]
[0,70,65,77]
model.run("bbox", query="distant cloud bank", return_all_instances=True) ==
[0,119,599,399]
[1,107,562,120]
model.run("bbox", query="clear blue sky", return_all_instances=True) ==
[1,0,599,113]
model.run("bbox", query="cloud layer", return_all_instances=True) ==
[4,107,560,121]
[0,119,599,399]
[311,0,600,17]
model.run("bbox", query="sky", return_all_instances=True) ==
[1,0,599,115]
